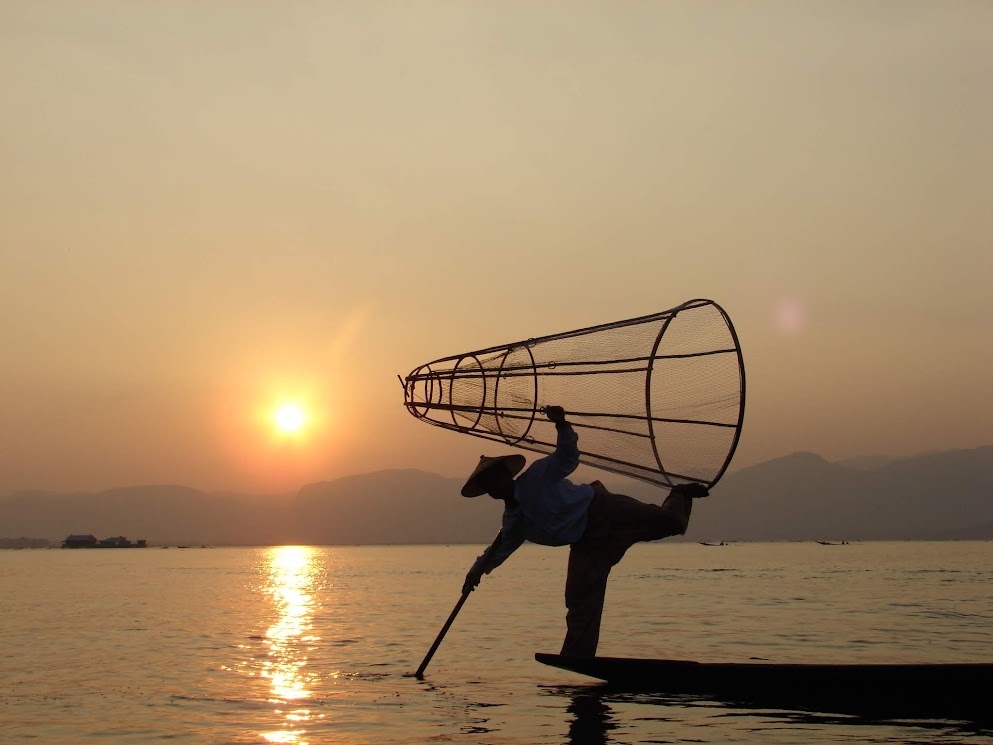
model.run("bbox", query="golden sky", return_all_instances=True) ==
[1,2,990,494]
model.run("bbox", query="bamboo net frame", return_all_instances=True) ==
[402,299,745,489]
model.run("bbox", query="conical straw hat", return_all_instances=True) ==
[461,454,526,497]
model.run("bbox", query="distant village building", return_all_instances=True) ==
[61,535,147,549]
[62,534,98,548]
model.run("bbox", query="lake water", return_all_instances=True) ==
[2,541,991,744]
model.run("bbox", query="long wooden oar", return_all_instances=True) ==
[414,532,502,679]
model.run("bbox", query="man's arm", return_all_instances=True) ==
[540,405,581,481]
[462,511,526,593]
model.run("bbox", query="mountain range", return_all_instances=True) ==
[1,446,990,545]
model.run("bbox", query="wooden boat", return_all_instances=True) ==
[535,653,993,721]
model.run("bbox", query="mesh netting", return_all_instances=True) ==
[402,299,745,489]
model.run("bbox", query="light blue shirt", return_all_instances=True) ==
[473,422,595,574]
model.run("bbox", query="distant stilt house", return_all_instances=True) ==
[62,535,147,548]
[62,534,98,548]
[99,536,134,548]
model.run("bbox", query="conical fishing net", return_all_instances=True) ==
[402,299,745,488]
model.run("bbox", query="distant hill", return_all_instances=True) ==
[672,446,993,542]
[0,471,503,546]
[1,448,990,545]
[0,485,292,546]
[0,537,53,549]
[919,519,993,541]
[835,454,903,471]
[293,469,502,544]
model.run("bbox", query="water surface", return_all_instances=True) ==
[2,541,991,743]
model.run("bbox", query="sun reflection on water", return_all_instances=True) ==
[259,546,322,744]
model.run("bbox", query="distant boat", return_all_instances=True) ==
[699,541,728,546]
[816,540,849,546]
[61,534,147,549]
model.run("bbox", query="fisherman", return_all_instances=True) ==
[461,405,708,658]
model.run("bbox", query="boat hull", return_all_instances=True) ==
[535,653,992,721]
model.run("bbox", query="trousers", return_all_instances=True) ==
[560,482,692,657]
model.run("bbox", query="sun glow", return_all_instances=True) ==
[216,374,336,491]
[274,404,307,434]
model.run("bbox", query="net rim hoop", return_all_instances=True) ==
[704,301,747,488]
[450,354,486,430]
[405,363,437,420]
[644,313,677,487]
[493,345,538,446]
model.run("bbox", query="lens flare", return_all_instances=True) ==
[773,299,806,335]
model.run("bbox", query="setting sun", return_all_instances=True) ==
[274,404,307,434]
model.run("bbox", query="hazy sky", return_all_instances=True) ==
[2,2,990,495]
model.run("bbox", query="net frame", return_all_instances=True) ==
[401,299,746,489]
